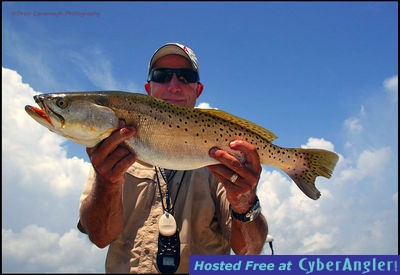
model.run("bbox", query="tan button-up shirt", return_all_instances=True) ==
[78,162,232,273]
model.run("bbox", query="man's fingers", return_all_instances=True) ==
[112,150,138,175]
[229,140,261,173]
[209,147,245,174]
[209,145,255,184]
[90,127,136,165]
[208,164,242,186]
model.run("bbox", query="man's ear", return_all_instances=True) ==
[196,82,204,98]
[145,82,151,95]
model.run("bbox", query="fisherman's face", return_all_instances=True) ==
[145,55,203,108]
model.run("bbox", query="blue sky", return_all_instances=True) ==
[2,2,398,273]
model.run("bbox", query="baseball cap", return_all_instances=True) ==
[148,43,200,75]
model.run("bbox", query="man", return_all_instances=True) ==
[78,43,268,273]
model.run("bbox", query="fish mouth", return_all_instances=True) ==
[24,94,65,128]
[25,104,54,128]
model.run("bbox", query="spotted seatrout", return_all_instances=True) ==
[25,91,339,200]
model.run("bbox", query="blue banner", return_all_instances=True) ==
[190,255,399,274]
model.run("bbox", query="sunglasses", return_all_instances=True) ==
[147,68,199,84]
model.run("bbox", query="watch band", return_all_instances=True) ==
[230,196,261,222]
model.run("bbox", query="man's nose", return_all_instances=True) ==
[167,74,182,93]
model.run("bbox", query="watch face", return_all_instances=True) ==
[246,207,261,221]
[245,199,261,221]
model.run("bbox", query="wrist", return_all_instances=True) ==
[230,196,261,222]
[94,171,124,192]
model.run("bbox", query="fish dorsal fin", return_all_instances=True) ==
[197,108,278,142]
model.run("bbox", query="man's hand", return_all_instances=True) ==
[207,139,262,214]
[86,124,137,187]
[208,139,267,254]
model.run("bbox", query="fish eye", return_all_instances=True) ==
[56,98,69,109]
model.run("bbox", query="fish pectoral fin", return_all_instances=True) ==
[198,108,278,142]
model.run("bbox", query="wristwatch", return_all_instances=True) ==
[230,196,261,222]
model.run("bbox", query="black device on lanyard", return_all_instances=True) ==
[155,168,185,274]
[156,229,181,274]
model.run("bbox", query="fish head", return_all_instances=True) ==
[25,93,119,147]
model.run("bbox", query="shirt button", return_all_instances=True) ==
[144,248,150,254]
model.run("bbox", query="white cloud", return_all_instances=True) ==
[69,49,117,90]
[258,168,339,254]
[2,30,60,91]
[196,102,218,109]
[343,105,366,135]
[2,67,91,197]
[301,137,335,152]
[301,231,339,254]
[343,117,363,134]
[335,147,392,185]
[2,67,107,272]
[2,225,107,273]
[383,75,398,102]
[68,48,140,91]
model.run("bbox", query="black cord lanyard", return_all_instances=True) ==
[154,167,186,216]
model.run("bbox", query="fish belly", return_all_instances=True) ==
[126,136,219,170]
[122,121,220,170]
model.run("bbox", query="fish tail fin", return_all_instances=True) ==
[281,148,339,200]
